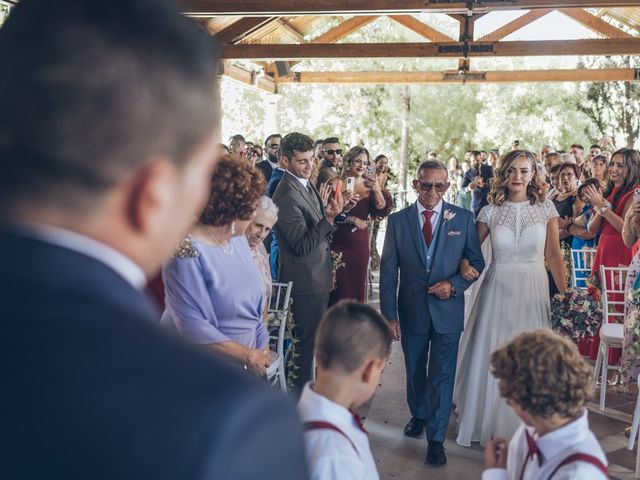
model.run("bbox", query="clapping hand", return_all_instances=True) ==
[632,202,640,227]
[583,185,605,209]
[484,438,508,469]
[427,280,453,299]
[557,216,572,230]
[319,182,331,208]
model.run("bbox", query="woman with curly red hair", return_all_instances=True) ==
[160,155,271,374]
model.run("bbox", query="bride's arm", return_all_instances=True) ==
[477,221,490,245]
[544,218,567,293]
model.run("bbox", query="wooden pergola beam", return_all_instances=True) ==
[478,9,555,41]
[558,8,634,38]
[221,38,640,59]
[221,63,277,93]
[388,15,455,42]
[213,16,277,44]
[180,1,640,16]
[274,18,306,43]
[276,68,640,84]
[264,15,378,76]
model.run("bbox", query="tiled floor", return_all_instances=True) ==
[363,274,640,479]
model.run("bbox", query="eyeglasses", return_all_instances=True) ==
[268,144,280,149]
[324,149,342,155]
[417,182,449,193]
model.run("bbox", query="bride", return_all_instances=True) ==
[454,150,567,446]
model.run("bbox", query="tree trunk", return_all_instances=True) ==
[399,85,411,208]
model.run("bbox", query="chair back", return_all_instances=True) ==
[599,265,628,324]
[268,281,293,368]
[571,248,596,289]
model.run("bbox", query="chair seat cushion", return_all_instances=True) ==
[600,323,624,346]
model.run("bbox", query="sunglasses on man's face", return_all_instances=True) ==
[417,182,449,193]
[268,144,280,149]
[324,149,342,155]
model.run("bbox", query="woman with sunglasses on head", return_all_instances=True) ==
[455,150,567,448]
[328,146,393,305]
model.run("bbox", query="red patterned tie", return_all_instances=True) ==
[422,210,434,247]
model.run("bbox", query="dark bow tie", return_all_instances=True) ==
[525,430,544,467]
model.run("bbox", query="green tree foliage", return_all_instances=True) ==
[576,56,640,149]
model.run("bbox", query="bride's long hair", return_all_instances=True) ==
[488,150,545,206]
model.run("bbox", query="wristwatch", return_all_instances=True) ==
[597,200,611,215]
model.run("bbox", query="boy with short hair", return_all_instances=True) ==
[298,300,393,480]
[483,329,608,480]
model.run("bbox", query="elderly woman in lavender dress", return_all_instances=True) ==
[161,155,271,375]
[244,196,278,319]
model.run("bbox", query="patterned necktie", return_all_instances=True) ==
[422,210,434,247]
[306,182,320,212]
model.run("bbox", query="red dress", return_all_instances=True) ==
[581,185,638,361]
[329,190,393,305]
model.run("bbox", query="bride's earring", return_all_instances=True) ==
[231,221,236,236]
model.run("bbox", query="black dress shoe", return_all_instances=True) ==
[403,417,425,438]
[426,441,447,466]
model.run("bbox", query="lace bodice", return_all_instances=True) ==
[478,200,558,265]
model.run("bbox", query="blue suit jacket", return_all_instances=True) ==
[0,228,307,480]
[379,202,484,335]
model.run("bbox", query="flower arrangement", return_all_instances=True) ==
[550,287,602,342]
[330,250,346,291]
[625,289,640,361]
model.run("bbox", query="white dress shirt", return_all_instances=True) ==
[417,199,443,233]
[286,169,310,188]
[18,221,147,290]
[298,383,379,480]
[482,410,607,480]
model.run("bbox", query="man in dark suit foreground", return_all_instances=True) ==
[0,1,308,479]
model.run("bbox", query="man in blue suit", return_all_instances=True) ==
[0,1,307,479]
[380,160,484,466]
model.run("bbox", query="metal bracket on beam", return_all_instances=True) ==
[293,72,301,83]
[442,71,486,82]
[437,44,494,54]
[635,68,640,81]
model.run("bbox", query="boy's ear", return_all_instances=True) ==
[361,357,385,384]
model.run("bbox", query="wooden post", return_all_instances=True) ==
[399,85,410,208]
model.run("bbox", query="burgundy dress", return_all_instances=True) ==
[329,190,393,305]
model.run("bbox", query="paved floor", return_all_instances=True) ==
[363,275,640,479]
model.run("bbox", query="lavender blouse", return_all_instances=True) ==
[160,235,268,350]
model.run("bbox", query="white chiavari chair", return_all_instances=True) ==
[265,281,293,392]
[570,247,596,289]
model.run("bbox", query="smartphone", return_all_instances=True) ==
[634,188,640,203]
[346,176,355,193]
[333,180,343,201]
[365,165,377,177]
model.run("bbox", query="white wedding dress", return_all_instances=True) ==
[454,199,558,446]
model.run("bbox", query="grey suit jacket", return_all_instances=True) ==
[272,171,336,296]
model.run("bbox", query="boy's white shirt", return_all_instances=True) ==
[482,410,607,480]
[298,382,379,480]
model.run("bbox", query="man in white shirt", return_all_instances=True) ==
[483,330,607,480]
[299,301,394,479]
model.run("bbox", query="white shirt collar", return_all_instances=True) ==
[298,382,361,435]
[535,409,590,461]
[416,199,443,217]
[286,169,309,188]
[18,221,147,290]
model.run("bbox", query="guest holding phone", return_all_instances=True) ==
[329,146,393,305]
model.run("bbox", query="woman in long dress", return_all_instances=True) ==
[454,150,567,446]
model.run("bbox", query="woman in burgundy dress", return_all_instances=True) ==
[582,148,640,364]
[329,146,393,305]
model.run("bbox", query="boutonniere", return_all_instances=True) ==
[443,209,456,223]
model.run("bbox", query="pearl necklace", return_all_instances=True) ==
[206,229,234,256]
